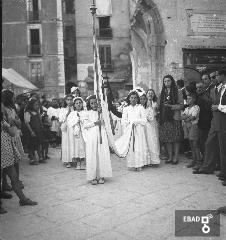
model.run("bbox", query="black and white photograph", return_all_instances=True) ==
[1,0,226,239]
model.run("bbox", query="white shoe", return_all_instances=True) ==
[66,163,72,168]
[75,165,80,170]
[98,178,105,184]
[91,179,98,185]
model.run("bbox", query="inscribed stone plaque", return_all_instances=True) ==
[187,10,226,36]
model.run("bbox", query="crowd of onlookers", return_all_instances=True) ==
[1,69,225,214]
[108,70,226,186]
[0,90,68,214]
[175,70,226,185]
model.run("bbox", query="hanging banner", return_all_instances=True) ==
[96,0,112,16]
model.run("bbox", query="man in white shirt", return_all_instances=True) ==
[216,70,226,186]
[193,69,226,186]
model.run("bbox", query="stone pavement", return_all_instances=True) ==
[0,147,225,240]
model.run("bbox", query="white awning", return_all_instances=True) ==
[2,68,38,90]
[96,0,112,16]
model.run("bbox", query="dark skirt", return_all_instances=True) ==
[159,120,183,143]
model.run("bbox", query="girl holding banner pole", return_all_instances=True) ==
[82,95,112,185]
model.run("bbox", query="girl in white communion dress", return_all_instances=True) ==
[67,97,86,170]
[82,95,112,185]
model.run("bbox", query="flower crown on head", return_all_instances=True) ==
[138,91,146,97]
[128,87,145,96]
[74,97,83,102]
[134,87,144,93]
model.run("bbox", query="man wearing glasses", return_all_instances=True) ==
[193,70,226,187]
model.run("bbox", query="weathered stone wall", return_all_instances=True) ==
[130,0,226,94]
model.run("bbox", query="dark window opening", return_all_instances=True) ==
[99,17,110,29]
[99,45,113,71]
[64,45,75,58]
[183,49,226,66]
[27,0,40,21]
[29,29,41,55]
[65,0,75,14]
[183,48,226,83]
[65,59,76,81]
[30,62,44,88]
[64,26,75,41]
[32,0,39,11]
[98,17,112,38]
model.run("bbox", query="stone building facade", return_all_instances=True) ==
[130,0,226,94]
[2,0,226,98]
[75,0,226,97]
[2,0,76,98]
[75,0,132,98]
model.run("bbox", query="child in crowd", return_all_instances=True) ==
[24,98,45,165]
[83,95,112,185]
[47,100,61,147]
[113,102,123,137]
[67,97,86,170]
[143,89,161,166]
[15,95,29,153]
[121,91,147,171]
[41,108,51,160]
[58,95,74,168]
[181,94,201,169]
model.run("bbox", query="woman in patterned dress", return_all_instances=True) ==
[1,102,37,207]
[1,90,25,190]
[159,75,184,164]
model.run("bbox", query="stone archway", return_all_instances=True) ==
[129,0,165,93]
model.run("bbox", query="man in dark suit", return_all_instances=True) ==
[195,81,212,170]
[193,69,226,185]
[216,70,226,186]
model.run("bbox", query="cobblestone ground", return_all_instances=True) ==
[0,147,225,240]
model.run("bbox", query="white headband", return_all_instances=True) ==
[74,97,83,102]
[138,91,146,97]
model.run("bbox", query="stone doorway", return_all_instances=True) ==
[130,0,165,94]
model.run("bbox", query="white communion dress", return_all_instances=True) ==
[143,105,161,165]
[58,106,74,163]
[120,104,147,168]
[67,110,86,159]
[82,110,112,181]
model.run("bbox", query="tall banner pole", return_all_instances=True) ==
[90,0,102,144]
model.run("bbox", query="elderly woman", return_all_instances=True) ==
[159,75,184,164]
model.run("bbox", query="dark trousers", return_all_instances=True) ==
[201,128,222,172]
[219,131,226,177]
[198,128,210,160]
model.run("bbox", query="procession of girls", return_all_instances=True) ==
[58,80,165,186]
[2,74,186,190]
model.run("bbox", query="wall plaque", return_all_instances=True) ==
[187,10,226,36]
